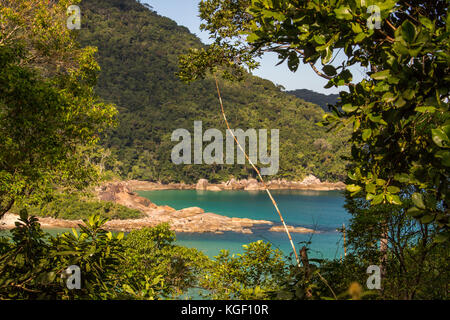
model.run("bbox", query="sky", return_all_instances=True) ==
[145,0,364,95]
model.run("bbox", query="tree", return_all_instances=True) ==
[344,189,449,299]
[121,224,209,299]
[0,213,125,299]
[0,214,210,299]
[178,0,449,239]
[0,0,117,217]
[199,240,287,299]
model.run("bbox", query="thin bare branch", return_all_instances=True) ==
[213,74,301,268]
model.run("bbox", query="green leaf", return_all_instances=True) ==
[19,209,28,221]
[322,65,337,76]
[342,104,358,113]
[371,70,390,80]
[435,150,450,167]
[348,171,358,180]
[431,129,449,148]
[313,35,326,44]
[366,193,375,200]
[390,194,402,205]
[362,129,372,141]
[334,6,353,20]
[371,193,384,205]
[401,20,416,43]
[402,89,415,100]
[354,32,368,43]
[346,184,362,193]
[420,214,434,224]
[394,173,410,183]
[443,125,450,138]
[382,92,396,103]
[365,183,376,194]
[407,207,423,217]
[246,33,260,42]
[322,47,333,65]
[387,186,400,194]
[354,118,361,131]
[351,22,362,33]
[287,52,299,72]
[415,106,436,113]
[339,69,353,84]
[412,193,426,209]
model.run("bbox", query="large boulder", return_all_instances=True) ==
[302,174,321,185]
[244,182,261,191]
[97,182,132,202]
[227,178,245,190]
[196,179,208,190]
[97,182,156,210]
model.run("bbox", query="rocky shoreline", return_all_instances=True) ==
[127,175,346,192]
[1,182,320,235]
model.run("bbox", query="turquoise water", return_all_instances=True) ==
[138,190,350,261]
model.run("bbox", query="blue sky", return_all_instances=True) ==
[145,0,364,94]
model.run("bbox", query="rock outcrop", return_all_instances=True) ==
[244,181,260,191]
[127,176,345,192]
[196,179,209,190]
[1,182,282,234]
[269,225,316,234]
[1,181,325,234]
[98,182,157,211]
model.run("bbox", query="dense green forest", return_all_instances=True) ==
[10,193,143,221]
[77,0,350,183]
[286,89,339,112]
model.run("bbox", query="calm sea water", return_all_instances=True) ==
[0,190,350,262]
[138,189,350,261]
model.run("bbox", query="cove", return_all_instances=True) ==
[137,189,350,261]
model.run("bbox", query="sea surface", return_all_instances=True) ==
[138,189,350,261]
[0,190,351,262]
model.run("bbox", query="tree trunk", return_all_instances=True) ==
[300,246,312,298]
[0,198,15,219]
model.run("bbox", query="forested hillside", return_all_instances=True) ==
[78,0,350,183]
[286,89,339,112]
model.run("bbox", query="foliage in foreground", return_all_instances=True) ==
[0,211,448,300]
[0,213,207,299]
[0,0,117,218]
[199,241,287,300]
